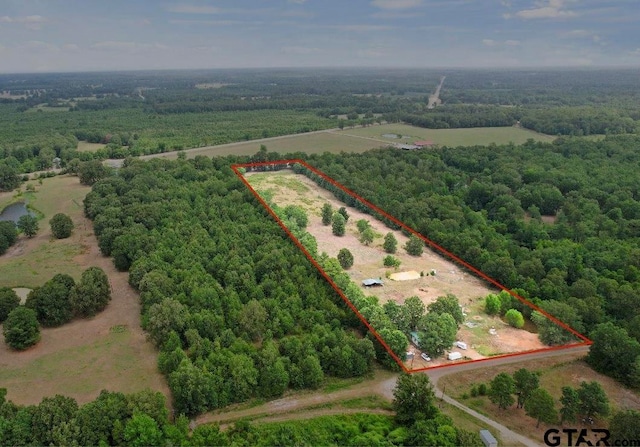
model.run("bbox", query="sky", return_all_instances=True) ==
[0,0,639,73]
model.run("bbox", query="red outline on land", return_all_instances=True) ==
[232,159,592,373]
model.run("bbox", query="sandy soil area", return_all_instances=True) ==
[247,170,547,368]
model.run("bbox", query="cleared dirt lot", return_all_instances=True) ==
[246,170,546,369]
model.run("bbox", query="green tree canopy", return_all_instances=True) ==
[383,232,397,254]
[392,373,438,425]
[49,213,74,239]
[405,234,424,256]
[3,306,40,350]
[513,368,539,409]
[0,287,20,322]
[417,312,457,357]
[489,372,515,410]
[17,214,38,238]
[331,212,345,236]
[524,388,557,427]
[428,294,464,325]
[337,248,354,269]
[505,309,525,329]
[69,266,111,317]
[321,203,333,225]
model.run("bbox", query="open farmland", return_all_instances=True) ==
[246,169,550,370]
[142,129,387,160]
[0,175,168,406]
[339,123,555,146]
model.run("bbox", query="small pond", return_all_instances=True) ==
[0,202,34,223]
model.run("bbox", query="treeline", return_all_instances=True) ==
[84,157,377,416]
[301,136,640,383]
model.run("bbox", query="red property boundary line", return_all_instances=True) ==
[231,159,591,373]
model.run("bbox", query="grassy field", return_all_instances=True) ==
[0,326,164,405]
[340,124,555,146]
[439,354,640,442]
[77,141,106,152]
[144,130,386,160]
[0,175,91,288]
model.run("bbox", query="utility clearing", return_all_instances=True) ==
[246,170,548,370]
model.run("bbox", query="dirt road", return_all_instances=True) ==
[428,76,446,109]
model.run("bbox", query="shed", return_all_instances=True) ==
[362,279,384,287]
[397,144,420,150]
[480,429,498,447]
[448,351,462,361]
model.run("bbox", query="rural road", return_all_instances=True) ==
[196,344,589,447]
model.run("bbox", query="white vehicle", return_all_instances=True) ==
[448,352,462,361]
[421,353,431,361]
[455,341,468,350]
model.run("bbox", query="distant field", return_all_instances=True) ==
[0,175,91,288]
[144,131,386,160]
[341,124,555,146]
[77,141,106,152]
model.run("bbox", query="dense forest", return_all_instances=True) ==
[1,68,639,179]
[84,156,379,416]
[299,136,640,384]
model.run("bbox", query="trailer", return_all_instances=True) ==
[448,351,462,361]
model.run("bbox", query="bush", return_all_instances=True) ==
[383,255,401,268]
[3,306,40,350]
[478,383,487,396]
[337,248,354,269]
[405,234,423,256]
[332,213,346,236]
[337,206,349,222]
[485,294,501,315]
[49,213,74,239]
[505,309,525,328]
[383,232,397,254]
[356,219,370,233]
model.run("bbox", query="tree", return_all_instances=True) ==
[489,372,515,410]
[0,287,20,322]
[586,322,640,386]
[428,294,464,325]
[299,355,324,389]
[559,386,580,423]
[485,294,501,315]
[0,221,18,255]
[123,412,164,447]
[69,266,111,317]
[0,164,20,191]
[25,279,73,327]
[49,213,74,239]
[78,160,108,185]
[321,203,333,225]
[577,381,609,420]
[505,309,525,329]
[17,214,38,238]
[609,410,640,446]
[383,255,401,268]
[525,388,557,427]
[31,395,78,446]
[383,232,397,254]
[337,206,349,222]
[392,373,438,425]
[403,296,426,330]
[3,306,40,350]
[238,300,267,342]
[337,248,354,269]
[513,368,539,409]
[417,312,457,357]
[331,212,345,236]
[405,234,424,256]
[145,298,187,347]
[359,227,375,245]
[356,219,370,233]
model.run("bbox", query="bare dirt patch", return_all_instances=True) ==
[246,170,547,368]
[12,287,31,304]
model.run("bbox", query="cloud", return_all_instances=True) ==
[507,0,577,20]
[91,41,169,53]
[165,4,220,14]
[332,24,393,32]
[0,15,47,30]
[281,46,324,55]
[287,0,307,3]
[21,40,59,52]
[169,19,246,26]
[371,0,423,10]
[483,39,520,47]
[371,11,419,19]
[62,43,79,51]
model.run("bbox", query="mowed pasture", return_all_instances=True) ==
[0,174,168,406]
[439,353,640,442]
[138,123,555,161]
[76,141,107,152]
[142,130,386,160]
[340,124,555,146]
